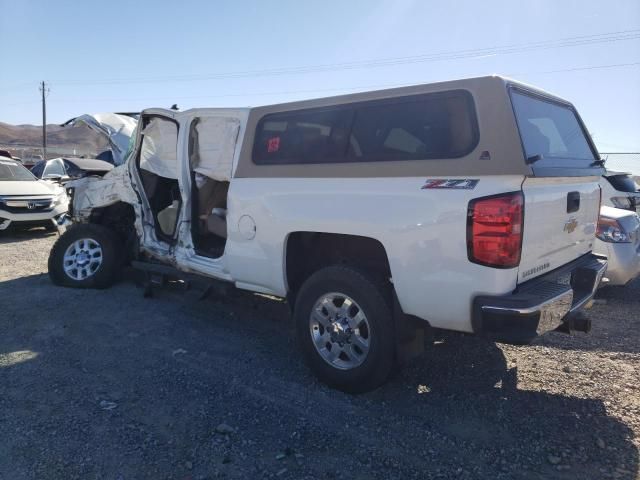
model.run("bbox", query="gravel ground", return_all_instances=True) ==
[0,229,638,480]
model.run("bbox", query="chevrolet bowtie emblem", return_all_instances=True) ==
[564,218,578,234]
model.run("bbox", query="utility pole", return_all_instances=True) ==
[39,81,49,159]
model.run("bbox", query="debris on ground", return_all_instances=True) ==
[215,423,235,435]
[99,400,118,411]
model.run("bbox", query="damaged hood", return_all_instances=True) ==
[0,179,64,196]
[64,113,138,166]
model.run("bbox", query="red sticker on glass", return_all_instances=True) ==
[267,136,280,153]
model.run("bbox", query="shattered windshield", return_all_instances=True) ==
[0,160,37,181]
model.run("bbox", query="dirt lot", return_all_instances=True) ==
[0,229,638,480]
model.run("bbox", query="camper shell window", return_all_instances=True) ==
[252,90,478,165]
[510,88,598,172]
[253,109,352,165]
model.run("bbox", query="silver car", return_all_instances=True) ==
[595,205,640,286]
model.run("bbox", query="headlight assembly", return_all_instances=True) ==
[596,217,630,243]
[53,191,68,207]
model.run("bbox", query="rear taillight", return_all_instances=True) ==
[467,192,524,268]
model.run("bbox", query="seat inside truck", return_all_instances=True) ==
[188,116,240,258]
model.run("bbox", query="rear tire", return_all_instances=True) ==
[294,265,395,393]
[48,223,123,289]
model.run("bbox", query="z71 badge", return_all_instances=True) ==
[421,179,479,190]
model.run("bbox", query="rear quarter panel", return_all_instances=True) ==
[225,175,525,332]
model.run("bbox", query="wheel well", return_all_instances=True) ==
[285,232,391,296]
[88,202,137,258]
[285,232,426,360]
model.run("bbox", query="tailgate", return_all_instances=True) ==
[518,176,600,283]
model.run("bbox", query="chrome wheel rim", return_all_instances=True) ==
[63,238,103,281]
[309,292,371,370]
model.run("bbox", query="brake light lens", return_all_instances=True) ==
[467,192,524,268]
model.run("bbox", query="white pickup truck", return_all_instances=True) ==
[49,76,607,392]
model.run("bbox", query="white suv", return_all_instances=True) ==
[48,76,606,392]
[0,157,68,231]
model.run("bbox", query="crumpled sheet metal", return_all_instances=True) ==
[67,113,137,165]
[69,165,138,218]
[68,166,176,263]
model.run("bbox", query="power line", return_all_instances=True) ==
[3,60,638,109]
[1,81,42,92]
[512,61,640,76]
[9,28,640,90]
[40,61,640,105]
[1,100,41,107]
[60,32,640,86]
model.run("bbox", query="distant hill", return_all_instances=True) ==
[0,121,108,158]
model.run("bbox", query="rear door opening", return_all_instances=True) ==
[188,115,240,259]
[135,115,181,246]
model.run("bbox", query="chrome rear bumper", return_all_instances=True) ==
[472,253,607,344]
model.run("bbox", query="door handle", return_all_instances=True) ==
[567,191,580,213]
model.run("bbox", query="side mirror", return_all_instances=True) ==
[44,174,70,183]
[526,154,544,164]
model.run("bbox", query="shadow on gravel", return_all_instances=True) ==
[596,280,640,304]
[532,279,640,355]
[0,273,53,296]
[0,227,58,244]
[375,333,639,479]
[0,272,637,479]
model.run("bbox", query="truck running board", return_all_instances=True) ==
[131,260,231,300]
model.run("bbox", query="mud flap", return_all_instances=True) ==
[393,290,427,364]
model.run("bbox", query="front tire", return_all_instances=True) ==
[294,265,395,393]
[48,224,123,289]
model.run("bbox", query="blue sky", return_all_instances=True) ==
[1,0,639,152]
